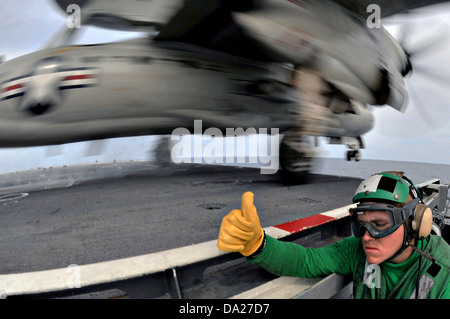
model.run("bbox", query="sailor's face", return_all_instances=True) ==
[358,211,404,264]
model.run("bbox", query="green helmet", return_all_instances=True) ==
[352,172,417,204]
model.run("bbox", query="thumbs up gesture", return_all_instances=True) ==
[217,192,264,256]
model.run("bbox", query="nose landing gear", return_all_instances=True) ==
[347,149,361,161]
[345,136,363,161]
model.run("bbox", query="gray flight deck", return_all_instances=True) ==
[0,161,361,275]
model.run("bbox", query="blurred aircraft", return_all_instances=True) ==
[0,0,448,182]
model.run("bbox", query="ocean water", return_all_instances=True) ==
[311,157,450,185]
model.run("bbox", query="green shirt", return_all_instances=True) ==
[381,238,427,292]
[248,235,450,299]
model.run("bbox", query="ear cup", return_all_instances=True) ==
[412,203,433,239]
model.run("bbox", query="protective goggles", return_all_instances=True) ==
[349,198,419,238]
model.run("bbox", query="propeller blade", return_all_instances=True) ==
[406,83,436,127]
[412,64,450,83]
[407,29,449,59]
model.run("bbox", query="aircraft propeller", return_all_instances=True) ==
[373,7,450,138]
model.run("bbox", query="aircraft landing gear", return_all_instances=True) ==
[343,136,363,162]
[279,132,314,184]
[152,136,172,167]
[346,150,361,161]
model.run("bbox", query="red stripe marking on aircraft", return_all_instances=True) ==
[62,74,96,81]
[2,83,23,93]
[274,214,336,234]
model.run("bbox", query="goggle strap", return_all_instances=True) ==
[397,198,421,224]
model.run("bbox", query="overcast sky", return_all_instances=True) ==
[0,0,450,174]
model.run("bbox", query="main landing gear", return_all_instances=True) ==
[279,131,314,184]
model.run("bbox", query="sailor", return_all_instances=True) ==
[217,171,450,298]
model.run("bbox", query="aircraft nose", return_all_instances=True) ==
[34,59,60,75]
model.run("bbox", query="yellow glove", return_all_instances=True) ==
[217,191,264,256]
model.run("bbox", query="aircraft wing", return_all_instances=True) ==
[332,0,450,18]
[153,0,284,61]
[152,0,450,43]
[51,0,283,61]
[52,0,450,59]
[52,0,450,29]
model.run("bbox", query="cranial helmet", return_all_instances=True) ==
[350,171,433,241]
[352,171,418,205]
